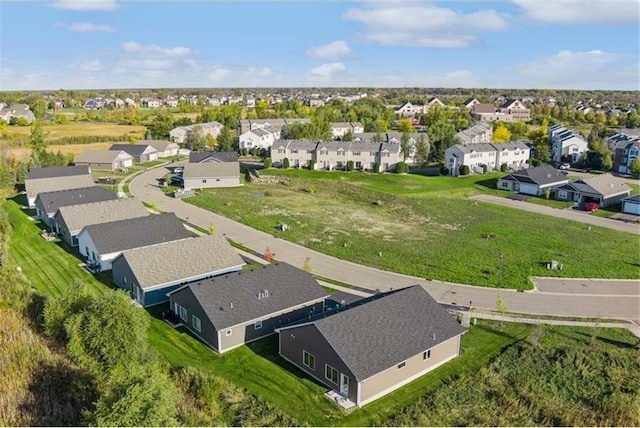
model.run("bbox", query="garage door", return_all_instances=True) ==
[623,201,640,215]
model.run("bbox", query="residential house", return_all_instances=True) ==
[331,122,365,139]
[136,140,179,158]
[471,103,499,121]
[77,212,191,272]
[142,98,162,108]
[124,97,137,108]
[498,165,569,196]
[498,99,531,120]
[84,99,102,110]
[239,127,280,151]
[612,140,640,175]
[308,98,326,107]
[34,186,117,228]
[349,140,379,171]
[244,97,256,108]
[548,124,589,163]
[354,132,428,165]
[237,118,311,135]
[170,122,223,144]
[455,122,493,145]
[75,150,134,171]
[112,234,245,307]
[207,96,221,107]
[25,165,95,208]
[493,141,531,171]
[607,132,636,152]
[445,143,498,176]
[463,98,481,110]
[394,102,425,117]
[182,161,240,189]
[168,262,328,354]
[109,144,158,163]
[277,285,466,408]
[316,141,352,170]
[0,104,36,123]
[378,142,403,172]
[554,174,632,207]
[53,198,149,247]
[427,97,446,109]
[621,194,640,216]
[271,140,317,169]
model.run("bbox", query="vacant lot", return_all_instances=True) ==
[1,122,146,145]
[188,169,640,289]
[3,142,115,162]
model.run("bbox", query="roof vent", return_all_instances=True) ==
[432,332,436,341]
[230,302,233,309]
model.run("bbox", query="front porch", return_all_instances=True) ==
[325,389,356,410]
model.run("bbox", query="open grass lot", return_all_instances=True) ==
[187,169,640,289]
[1,122,146,143]
[3,194,532,426]
[3,142,115,162]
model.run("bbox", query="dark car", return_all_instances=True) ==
[170,175,184,185]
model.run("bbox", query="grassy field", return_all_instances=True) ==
[187,169,640,289]
[3,195,536,426]
[3,142,114,162]
[1,122,146,141]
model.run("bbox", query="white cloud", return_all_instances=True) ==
[307,62,346,81]
[208,65,280,87]
[344,3,507,48]
[67,22,114,32]
[511,0,639,24]
[50,0,119,11]
[509,49,637,90]
[69,59,104,72]
[305,40,351,59]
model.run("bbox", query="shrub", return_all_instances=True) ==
[481,164,488,174]
[263,157,272,168]
[282,157,290,169]
[459,165,470,176]
[500,163,509,172]
[531,158,541,167]
[440,166,449,176]
[239,148,248,156]
[346,160,354,171]
[395,162,408,173]
[308,159,316,170]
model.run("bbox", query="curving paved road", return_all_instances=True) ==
[130,166,640,323]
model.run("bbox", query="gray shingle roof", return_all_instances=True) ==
[309,285,466,380]
[136,140,177,152]
[116,234,245,289]
[503,166,567,186]
[27,165,90,179]
[452,142,496,154]
[181,262,327,330]
[286,140,319,150]
[109,144,157,157]
[75,150,132,164]
[189,151,238,163]
[82,212,191,254]
[26,174,96,203]
[183,161,239,179]
[35,186,118,216]
[56,198,149,233]
[576,174,631,198]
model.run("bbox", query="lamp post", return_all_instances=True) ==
[497,253,504,287]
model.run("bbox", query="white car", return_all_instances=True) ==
[559,163,570,170]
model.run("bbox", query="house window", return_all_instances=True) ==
[397,362,406,369]
[303,350,315,370]
[352,151,360,156]
[382,152,390,158]
[254,319,263,330]
[122,275,127,285]
[320,150,328,155]
[278,149,286,154]
[178,305,188,322]
[290,149,298,154]
[226,329,232,336]
[423,349,431,360]
[557,190,567,199]
[325,364,339,384]
[501,181,510,189]
[202,179,207,183]
[192,315,201,332]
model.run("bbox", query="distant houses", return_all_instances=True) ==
[471,99,530,122]
[170,122,223,144]
[135,140,179,158]
[455,122,493,145]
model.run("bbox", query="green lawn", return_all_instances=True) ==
[4,196,535,426]
[188,170,640,289]
[526,196,575,209]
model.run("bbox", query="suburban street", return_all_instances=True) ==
[130,166,640,325]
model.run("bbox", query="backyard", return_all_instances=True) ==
[187,169,640,289]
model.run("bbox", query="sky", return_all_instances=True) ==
[0,0,639,91]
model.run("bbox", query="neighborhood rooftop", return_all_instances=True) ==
[75,150,131,164]
[109,143,157,156]
[183,162,239,179]
[56,198,149,232]
[81,212,191,254]
[304,285,466,380]
[176,262,327,330]
[35,186,118,214]
[115,234,245,290]
[502,165,566,186]
[27,165,90,180]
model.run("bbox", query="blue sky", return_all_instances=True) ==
[1,0,638,90]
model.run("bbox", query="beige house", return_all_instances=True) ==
[445,142,531,176]
[455,122,493,145]
[136,140,179,158]
[182,161,240,189]
[25,165,95,208]
[75,150,134,171]
[277,285,466,408]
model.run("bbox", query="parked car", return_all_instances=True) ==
[559,163,571,170]
[582,202,600,212]
[170,175,184,185]
[173,167,184,174]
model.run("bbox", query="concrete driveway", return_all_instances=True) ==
[129,167,640,322]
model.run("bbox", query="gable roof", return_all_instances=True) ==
[472,103,497,114]
[451,142,496,154]
[135,140,178,152]
[35,186,117,215]
[189,151,238,163]
[26,174,96,202]
[176,262,327,330]
[56,198,149,233]
[75,150,133,164]
[183,161,239,179]
[286,140,319,150]
[302,285,465,380]
[27,165,90,180]
[574,174,631,198]
[115,234,245,289]
[109,144,157,157]
[503,166,567,186]
[81,212,190,254]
